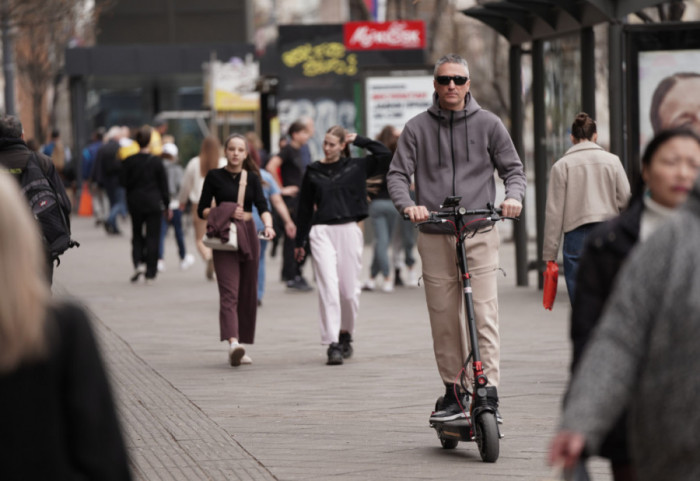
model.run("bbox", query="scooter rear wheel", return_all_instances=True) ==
[475,412,499,462]
[440,437,459,449]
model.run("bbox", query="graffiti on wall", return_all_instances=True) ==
[281,42,358,78]
[277,98,357,160]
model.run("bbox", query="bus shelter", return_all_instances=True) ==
[462,0,676,287]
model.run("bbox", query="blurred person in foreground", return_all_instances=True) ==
[549,135,700,481]
[0,172,131,480]
[562,128,700,481]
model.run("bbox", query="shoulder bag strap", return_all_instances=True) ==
[237,169,247,206]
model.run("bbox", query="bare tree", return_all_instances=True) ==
[6,0,105,142]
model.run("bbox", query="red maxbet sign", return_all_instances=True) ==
[344,21,425,51]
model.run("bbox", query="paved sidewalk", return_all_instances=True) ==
[54,216,611,480]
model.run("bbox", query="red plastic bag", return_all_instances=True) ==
[543,261,559,310]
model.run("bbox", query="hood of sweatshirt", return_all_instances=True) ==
[427,92,482,169]
[387,90,526,234]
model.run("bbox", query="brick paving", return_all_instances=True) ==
[54,216,612,480]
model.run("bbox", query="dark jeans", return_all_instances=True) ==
[159,208,186,260]
[107,186,127,230]
[563,223,600,305]
[130,210,163,279]
[282,195,304,281]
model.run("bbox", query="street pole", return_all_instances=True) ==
[1,0,16,115]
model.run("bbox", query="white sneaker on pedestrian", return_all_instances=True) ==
[407,268,420,287]
[229,342,245,367]
[157,259,166,272]
[180,253,195,270]
[240,354,252,365]
[362,279,376,291]
[381,282,394,293]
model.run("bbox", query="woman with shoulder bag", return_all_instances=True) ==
[198,134,275,367]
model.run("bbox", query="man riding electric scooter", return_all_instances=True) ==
[387,53,526,425]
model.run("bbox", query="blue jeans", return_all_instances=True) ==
[107,187,127,229]
[258,238,268,301]
[563,223,599,305]
[369,199,399,278]
[159,208,186,260]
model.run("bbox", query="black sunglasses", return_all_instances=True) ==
[435,75,469,86]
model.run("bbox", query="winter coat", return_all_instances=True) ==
[561,176,700,481]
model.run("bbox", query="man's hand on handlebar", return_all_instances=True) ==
[500,198,522,219]
[403,205,430,223]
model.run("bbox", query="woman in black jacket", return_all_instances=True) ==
[294,126,392,365]
[120,125,171,283]
[568,128,700,481]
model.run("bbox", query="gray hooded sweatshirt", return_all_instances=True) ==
[387,92,526,234]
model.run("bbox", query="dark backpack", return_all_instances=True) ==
[19,153,79,263]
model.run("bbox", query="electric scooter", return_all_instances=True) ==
[410,197,517,463]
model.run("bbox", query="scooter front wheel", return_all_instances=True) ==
[474,412,499,462]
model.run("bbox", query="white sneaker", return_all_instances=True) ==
[362,279,376,291]
[180,253,195,270]
[381,282,394,293]
[240,354,252,365]
[157,259,166,272]
[407,268,420,287]
[229,342,245,367]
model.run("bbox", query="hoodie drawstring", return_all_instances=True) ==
[437,108,442,168]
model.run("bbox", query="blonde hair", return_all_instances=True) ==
[0,172,50,372]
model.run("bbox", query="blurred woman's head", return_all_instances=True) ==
[199,135,222,177]
[323,126,349,162]
[641,128,700,208]
[134,125,152,149]
[570,112,597,143]
[376,125,400,153]
[0,173,50,372]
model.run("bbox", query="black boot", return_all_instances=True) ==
[430,384,468,422]
[394,268,404,287]
[339,332,353,359]
[326,343,343,365]
[485,386,503,424]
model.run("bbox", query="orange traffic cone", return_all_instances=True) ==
[78,181,93,217]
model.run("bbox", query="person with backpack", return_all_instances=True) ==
[0,115,77,285]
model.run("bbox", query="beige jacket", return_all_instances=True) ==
[543,141,630,261]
